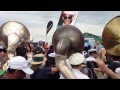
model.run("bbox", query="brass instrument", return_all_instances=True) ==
[102,16,120,56]
[0,21,30,59]
[52,25,84,79]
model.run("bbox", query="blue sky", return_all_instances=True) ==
[0,11,120,43]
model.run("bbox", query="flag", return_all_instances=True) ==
[46,21,53,35]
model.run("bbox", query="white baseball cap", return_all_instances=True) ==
[5,56,34,75]
[69,53,85,65]
[88,49,97,53]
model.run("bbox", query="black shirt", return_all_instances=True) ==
[30,67,51,79]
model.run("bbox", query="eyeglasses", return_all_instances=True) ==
[0,48,7,53]
[64,16,73,20]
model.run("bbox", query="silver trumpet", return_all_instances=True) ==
[0,21,30,59]
[52,25,84,79]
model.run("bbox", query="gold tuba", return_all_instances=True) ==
[52,25,84,79]
[102,16,120,56]
[0,21,30,59]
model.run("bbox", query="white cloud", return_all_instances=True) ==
[76,23,104,36]
[0,11,120,44]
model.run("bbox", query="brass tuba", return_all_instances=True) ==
[52,25,84,79]
[102,16,120,56]
[0,21,30,59]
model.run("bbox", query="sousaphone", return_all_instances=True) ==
[0,21,30,59]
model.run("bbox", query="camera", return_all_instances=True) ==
[86,61,98,68]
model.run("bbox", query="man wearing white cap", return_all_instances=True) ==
[85,49,98,79]
[69,53,89,79]
[2,56,34,79]
[86,49,98,61]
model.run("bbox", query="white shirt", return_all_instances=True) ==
[48,52,56,57]
[72,69,90,79]
[85,56,96,61]
[59,59,89,79]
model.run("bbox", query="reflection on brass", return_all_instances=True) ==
[0,21,30,59]
[52,25,84,79]
[102,16,120,56]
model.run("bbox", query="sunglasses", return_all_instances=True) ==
[0,48,7,53]
[64,16,73,19]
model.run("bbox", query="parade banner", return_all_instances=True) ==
[57,11,79,29]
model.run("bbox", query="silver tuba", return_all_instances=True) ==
[52,25,84,79]
[0,21,30,59]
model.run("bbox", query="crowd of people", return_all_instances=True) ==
[0,38,119,79]
[0,13,120,79]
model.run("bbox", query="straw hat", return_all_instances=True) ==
[102,16,120,56]
[30,54,47,65]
